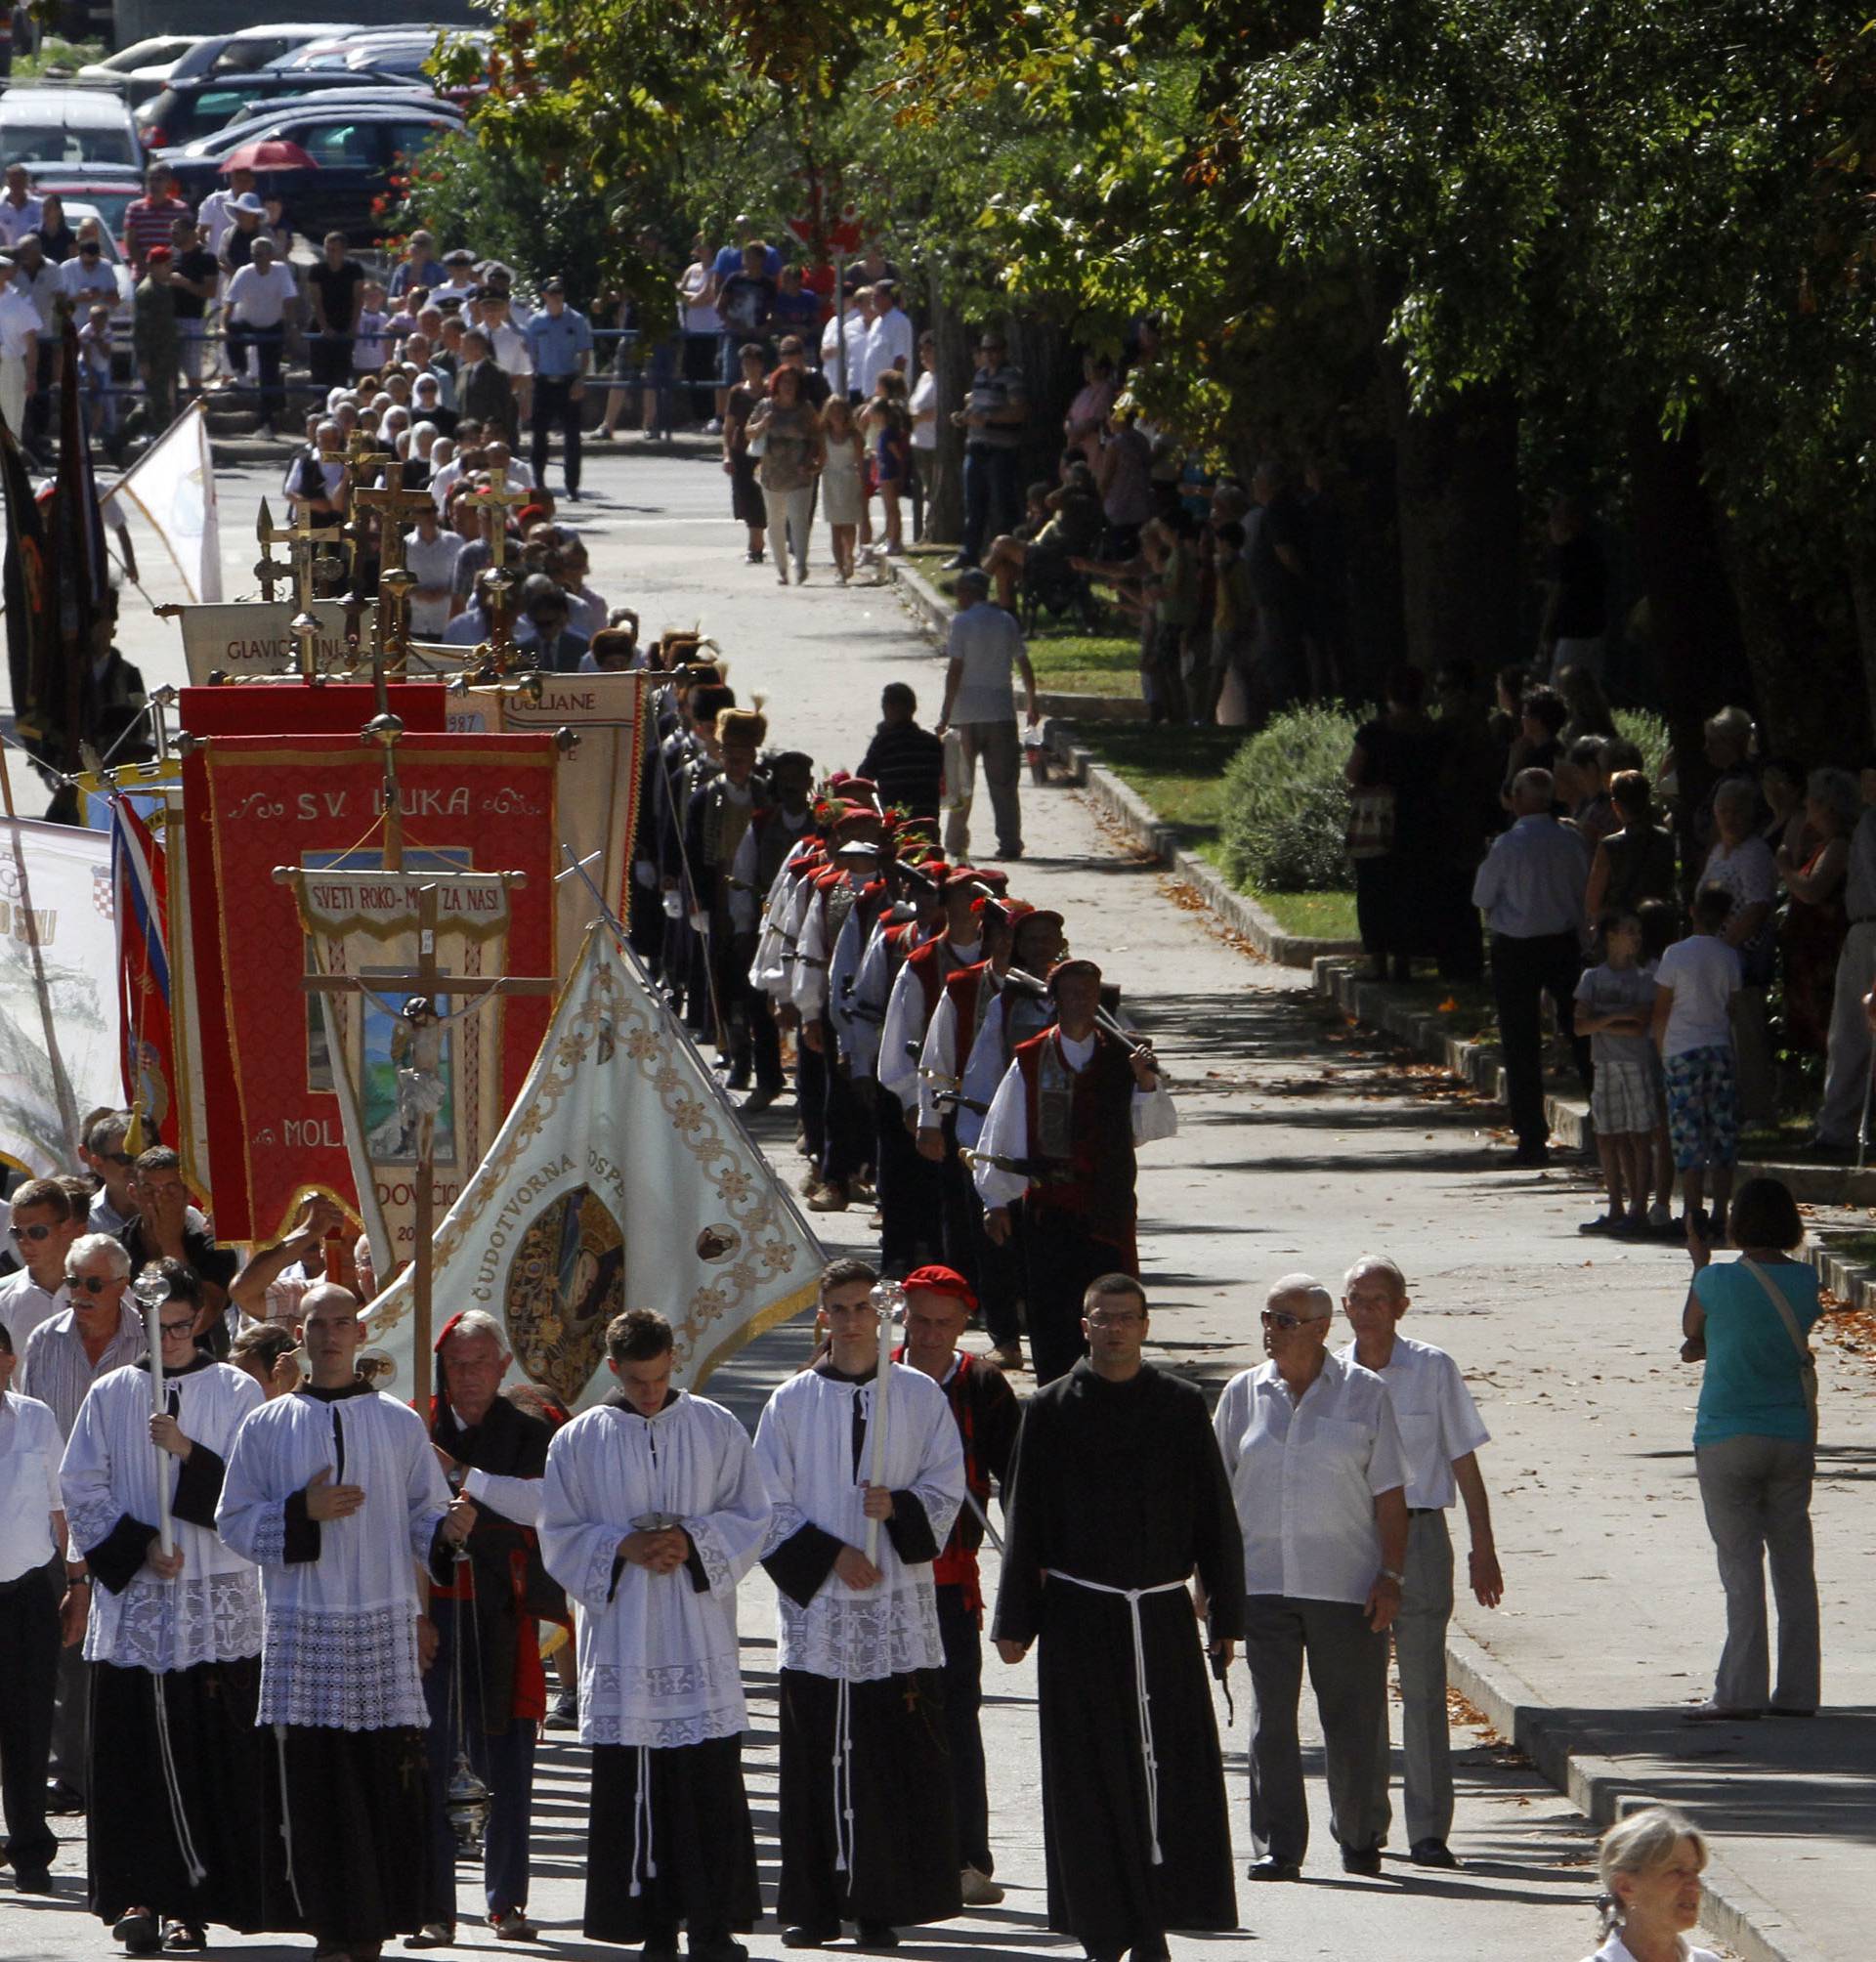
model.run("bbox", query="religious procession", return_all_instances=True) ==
[0,49,1860,1962]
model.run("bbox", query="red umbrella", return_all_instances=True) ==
[221,140,319,174]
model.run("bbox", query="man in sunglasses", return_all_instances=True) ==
[0,1178,83,1355]
[1212,1274,1409,1884]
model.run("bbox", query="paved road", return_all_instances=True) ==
[2,443,1770,1960]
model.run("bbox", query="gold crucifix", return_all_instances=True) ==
[351,461,436,679]
[253,497,293,602]
[284,506,345,679]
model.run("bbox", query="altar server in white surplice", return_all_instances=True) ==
[217,1284,476,1960]
[539,1308,771,1959]
[753,1258,966,1948]
[60,1261,277,1950]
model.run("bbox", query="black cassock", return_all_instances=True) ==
[992,1361,1245,1958]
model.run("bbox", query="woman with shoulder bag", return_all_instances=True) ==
[1680,1174,1821,1721]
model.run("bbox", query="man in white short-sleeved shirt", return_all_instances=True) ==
[1213,1273,1407,1881]
[1339,1256,1503,1870]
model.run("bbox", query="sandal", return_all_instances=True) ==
[161,1923,207,1952]
[114,1910,161,1955]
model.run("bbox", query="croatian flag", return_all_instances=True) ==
[111,796,176,1135]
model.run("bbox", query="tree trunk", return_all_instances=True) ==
[1625,408,1751,840]
[925,276,970,546]
[1382,367,1521,679]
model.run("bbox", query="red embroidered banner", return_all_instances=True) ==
[186,733,558,1245]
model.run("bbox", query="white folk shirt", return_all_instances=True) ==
[217,1386,450,1729]
[1214,1351,1407,1605]
[917,972,999,1130]
[61,1358,263,1672]
[1335,1334,1490,1513]
[879,939,979,1111]
[832,904,909,1078]
[0,1268,69,1353]
[747,842,815,1000]
[972,1031,1177,1211]
[0,1389,64,1581]
[539,1391,771,1748]
[754,1363,964,1682]
[958,986,1052,1152]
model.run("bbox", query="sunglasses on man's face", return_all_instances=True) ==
[65,1273,119,1294]
[9,1221,54,1243]
[80,242,100,255]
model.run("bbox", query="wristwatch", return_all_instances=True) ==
[1380,1566,1404,1584]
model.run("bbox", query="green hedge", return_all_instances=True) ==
[1220,702,1365,893]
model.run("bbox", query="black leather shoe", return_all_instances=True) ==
[1248,1856,1300,1881]
[1410,1838,1459,1867]
[1341,1845,1383,1876]
[14,1868,54,1894]
[781,1929,837,1951]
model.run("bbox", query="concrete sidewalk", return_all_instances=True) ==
[65,446,1857,1961]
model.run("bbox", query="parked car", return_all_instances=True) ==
[26,171,147,249]
[0,88,143,173]
[161,25,366,86]
[71,35,208,109]
[133,67,434,153]
[159,106,459,245]
[216,90,463,140]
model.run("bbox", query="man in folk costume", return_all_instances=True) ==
[876,867,1007,1273]
[955,907,1066,1373]
[539,1309,771,1959]
[415,1310,564,1946]
[913,895,1018,1312]
[793,805,892,1216]
[896,1265,1021,1909]
[686,706,774,1100]
[59,1261,274,1955]
[993,1274,1245,1962]
[659,680,736,1034]
[754,1258,966,1948]
[729,746,816,1113]
[973,959,1176,1385]
[217,1285,476,1962]
[842,852,948,1237]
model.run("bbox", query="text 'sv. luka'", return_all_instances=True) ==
[292,786,473,820]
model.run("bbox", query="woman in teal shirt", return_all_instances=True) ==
[1681,1175,1821,1720]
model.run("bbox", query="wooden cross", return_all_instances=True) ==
[351,461,435,678]
[253,497,293,602]
[278,871,558,1374]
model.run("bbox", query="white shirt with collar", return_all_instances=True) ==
[0,1388,64,1580]
[1214,1349,1407,1605]
[1335,1333,1489,1512]
[0,281,36,363]
[0,1268,70,1354]
[1584,1936,1721,1962]
[1471,812,1589,940]
[859,306,915,398]
[0,194,43,246]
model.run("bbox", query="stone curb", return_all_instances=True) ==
[887,558,1360,968]
[1309,956,1594,1151]
[1445,1627,1836,1962]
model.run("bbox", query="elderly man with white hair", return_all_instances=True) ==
[1338,1256,1502,1870]
[414,1306,563,1946]
[1213,1274,1408,1882]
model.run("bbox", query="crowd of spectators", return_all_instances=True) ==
[1343,659,1876,1240]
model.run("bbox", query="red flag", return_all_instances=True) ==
[111,795,178,1144]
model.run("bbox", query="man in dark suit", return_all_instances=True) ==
[456,327,518,445]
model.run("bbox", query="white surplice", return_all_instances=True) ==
[217,1385,449,1730]
[61,1358,264,1673]
[539,1390,772,1749]
[753,1362,964,1682]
